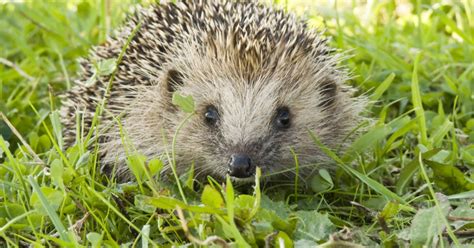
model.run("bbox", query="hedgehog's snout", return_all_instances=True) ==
[227,153,255,178]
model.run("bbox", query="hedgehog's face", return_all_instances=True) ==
[157,58,353,183]
[76,1,368,184]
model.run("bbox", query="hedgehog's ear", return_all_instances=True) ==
[163,69,184,94]
[318,80,337,108]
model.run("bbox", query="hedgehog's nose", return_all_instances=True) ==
[228,154,254,178]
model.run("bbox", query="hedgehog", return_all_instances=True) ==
[61,0,367,184]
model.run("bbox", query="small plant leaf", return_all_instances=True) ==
[96,58,116,76]
[126,153,147,181]
[310,169,334,193]
[409,206,446,245]
[86,232,103,248]
[379,201,400,220]
[30,186,64,215]
[50,159,64,189]
[28,176,71,242]
[172,92,195,113]
[294,211,335,242]
[201,185,224,208]
[148,158,163,177]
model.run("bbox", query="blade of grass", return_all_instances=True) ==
[0,210,35,234]
[411,53,428,147]
[27,176,71,243]
[221,176,251,247]
[50,110,64,151]
[309,131,414,210]
[0,136,32,200]
[0,112,44,166]
[341,125,391,163]
[434,8,473,44]
[87,187,158,247]
[245,167,262,223]
[417,154,459,245]
[29,103,73,169]
[447,190,474,200]
[370,72,395,101]
[84,21,142,146]
[164,112,195,204]
[429,118,453,147]
[290,148,299,201]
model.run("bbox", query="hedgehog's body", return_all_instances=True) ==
[61,0,366,183]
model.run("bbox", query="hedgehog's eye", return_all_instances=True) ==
[275,107,291,129]
[204,105,219,126]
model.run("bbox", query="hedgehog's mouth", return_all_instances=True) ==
[226,165,262,184]
[228,175,256,184]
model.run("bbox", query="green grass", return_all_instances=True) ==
[1,0,473,247]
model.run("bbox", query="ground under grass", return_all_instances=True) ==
[0,0,473,247]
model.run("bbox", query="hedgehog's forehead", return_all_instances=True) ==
[168,36,320,88]
[156,0,334,91]
[218,85,277,145]
[181,66,284,110]
[170,37,324,111]
[163,7,325,83]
